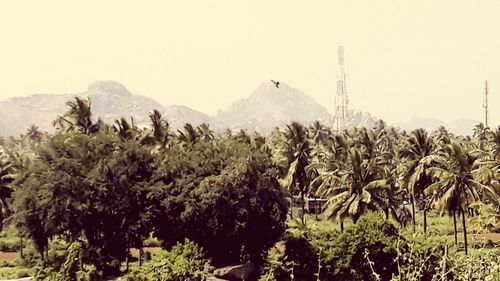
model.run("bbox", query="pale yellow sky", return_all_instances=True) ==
[0,0,499,125]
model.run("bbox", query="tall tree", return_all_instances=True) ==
[53,97,101,134]
[24,125,44,144]
[399,128,435,234]
[281,122,313,223]
[315,147,389,232]
[0,153,14,230]
[426,141,494,254]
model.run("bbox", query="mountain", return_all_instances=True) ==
[0,93,74,136]
[393,116,479,136]
[0,80,479,137]
[164,105,224,131]
[0,81,216,136]
[216,81,332,133]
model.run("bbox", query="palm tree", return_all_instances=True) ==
[399,129,435,234]
[197,123,215,142]
[309,121,330,146]
[149,110,172,146]
[177,123,200,145]
[0,153,14,230]
[281,122,313,223]
[114,117,137,141]
[432,126,451,147]
[24,125,44,144]
[315,147,388,232]
[426,141,494,254]
[53,97,101,134]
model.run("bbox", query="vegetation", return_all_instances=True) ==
[124,239,210,281]
[0,97,497,280]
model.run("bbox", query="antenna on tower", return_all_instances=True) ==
[333,46,349,131]
[483,80,489,127]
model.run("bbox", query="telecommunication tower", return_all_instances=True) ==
[483,80,489,127]
[333,46,349,131]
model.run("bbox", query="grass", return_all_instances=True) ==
[0,266,33,279]
[0,227,20,253]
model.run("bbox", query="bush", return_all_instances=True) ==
[0,238,20,252]
[447,248,500,281]
[35,241,101,281]
[318,212,401,281]
[15,268,31,278]
[260,235,318,281]
[143,237,161,248]
[0,267,35,280]
[125,239,210,281]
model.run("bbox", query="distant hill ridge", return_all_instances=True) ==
[0,80,479,137]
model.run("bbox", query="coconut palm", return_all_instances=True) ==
[53,97,101,134]
[197,123,215,142]
[281,122,313,223]
[24,125,44,144]
[177,123,200,145]
[114,117,139,141]
[0,153,14,230]
[426,141,495,254]
[399,128,435,234]
[315,147,389,232]
[308,121,330,146]
[149,110,172,146]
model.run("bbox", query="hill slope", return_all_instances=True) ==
[216,81,332,132]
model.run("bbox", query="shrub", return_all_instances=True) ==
[125,239,210,281]
[260,235,318,281]
[35,241,101,281]
[0,238,20,252]
[143,237,161,248]
[447,248,500,281]
[319,212,401,281]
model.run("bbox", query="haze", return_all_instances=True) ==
[0,0,499,126]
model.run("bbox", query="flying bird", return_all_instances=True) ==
[270,79,280,88]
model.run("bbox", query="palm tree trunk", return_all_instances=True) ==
[301,193,306,224]
[314,197,319,221]
[139,237,143,267]
[461,208,468,255]
[125,234,130,272]
[411,196,416,233]
[340,220,344,233]
[453,210,458,245]
[423,206,428,234]
[19,235,23,259]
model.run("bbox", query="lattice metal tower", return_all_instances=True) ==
[483,80,489,127]
[333,46,349,131]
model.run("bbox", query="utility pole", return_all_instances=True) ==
[333,46,349,131]
[483,80,489,127]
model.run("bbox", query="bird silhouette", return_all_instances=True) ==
[270,79,280,88]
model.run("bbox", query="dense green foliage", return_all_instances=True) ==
[7,97,288,276]
[0,97,498,280]
[152,140,288,266]
[124,239,210,281]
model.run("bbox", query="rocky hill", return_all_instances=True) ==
[216,81,333,133]
[0,80,479,137]
[0,81,217,136]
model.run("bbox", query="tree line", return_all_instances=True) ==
[0,96,498,275]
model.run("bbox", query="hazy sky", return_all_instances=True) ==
[1,0,499,125]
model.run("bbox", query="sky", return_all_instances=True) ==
[0,0,499,125]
